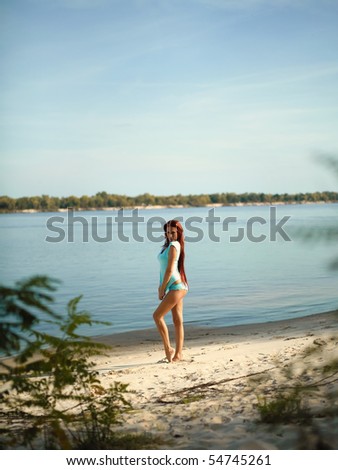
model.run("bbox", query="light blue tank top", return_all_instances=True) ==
[157,241,181,288]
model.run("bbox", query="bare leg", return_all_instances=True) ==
[153,290,187,363]
[171,298,185,361]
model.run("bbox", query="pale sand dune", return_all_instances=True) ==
[92,311,338,449]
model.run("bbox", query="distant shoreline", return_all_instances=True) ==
[1,200,337,214]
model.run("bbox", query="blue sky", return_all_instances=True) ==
[1,0,338,198]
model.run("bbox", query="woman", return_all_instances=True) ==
[153,219,188,363]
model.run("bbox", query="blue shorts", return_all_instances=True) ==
[166,282,188,293]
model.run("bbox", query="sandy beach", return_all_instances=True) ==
[91,310,338,450]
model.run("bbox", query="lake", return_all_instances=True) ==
[0,204,337,337]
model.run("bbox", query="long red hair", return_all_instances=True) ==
[162,220,188,286]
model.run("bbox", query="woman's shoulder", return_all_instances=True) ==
[169,241,180,251]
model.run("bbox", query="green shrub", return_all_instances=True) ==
[0,276,159,449]
[256,389,312,424]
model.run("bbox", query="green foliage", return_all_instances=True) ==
[253,333,338,430]
[0,276,159,450]
[256,390,311,424]
[253,158,338,445]
[74,432,163,450]
[0,276,61,357]
[0,190,337,213]
[178,394,205,405]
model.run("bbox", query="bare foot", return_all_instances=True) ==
[165,347,175,363]
[172,353,183,362]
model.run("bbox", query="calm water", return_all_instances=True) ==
[0,204,337,337]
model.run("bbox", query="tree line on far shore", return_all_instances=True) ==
[0,191,337,213]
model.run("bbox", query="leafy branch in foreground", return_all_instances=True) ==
[0,276,60,357]
[252,157,338,448]
[0,276,159,450]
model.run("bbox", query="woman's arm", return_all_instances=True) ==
[158,246,176,300]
